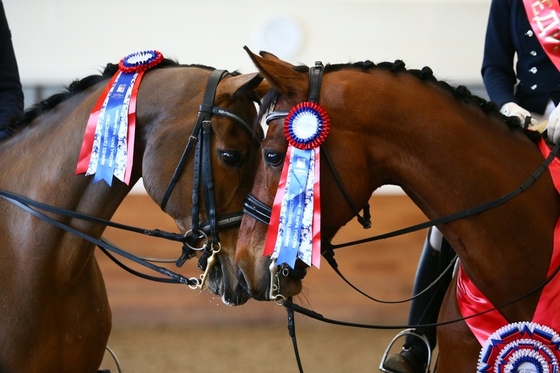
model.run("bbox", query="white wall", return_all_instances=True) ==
[5,0,491,87]
[4,0,491,194]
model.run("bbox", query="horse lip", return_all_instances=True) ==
[221,282,251,306]
[205,264,250,306]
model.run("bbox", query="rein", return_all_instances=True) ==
[0,190,199,286]
[0,69,263,290]
[245,59,560,373]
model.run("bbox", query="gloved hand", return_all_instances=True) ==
[546,105,560,143]
[500,102,537,127]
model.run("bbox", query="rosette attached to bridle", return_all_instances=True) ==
[264,102,330,269]
[477,322,560,373]
[76,50,163,186]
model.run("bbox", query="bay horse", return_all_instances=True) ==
[235,48,560,372]
[0,54,265,373]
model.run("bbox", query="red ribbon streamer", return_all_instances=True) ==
[457,138,560,345]
[264,146,293,256]
[522,0,560,71]
[75,70,145,185]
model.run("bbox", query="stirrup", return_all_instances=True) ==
[379,328,431,373]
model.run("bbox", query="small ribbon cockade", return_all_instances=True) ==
[264,102,330,269]
[477,322,560,373]
[76,50,163,186]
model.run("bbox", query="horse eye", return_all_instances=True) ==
[220,151,244,168]
[264,150,284,167]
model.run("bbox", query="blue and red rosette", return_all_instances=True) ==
[284,102,330,150]
[118,50,163,74]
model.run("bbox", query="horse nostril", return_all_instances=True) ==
[236,268,251,296]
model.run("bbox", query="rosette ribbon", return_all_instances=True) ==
[76,50,163,186]
[477,322,560,373]
[264,102,330,269]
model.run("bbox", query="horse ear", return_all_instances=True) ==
[243,46,304,96]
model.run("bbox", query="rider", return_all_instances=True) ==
[382,0,560,372]
[0,0,24,141]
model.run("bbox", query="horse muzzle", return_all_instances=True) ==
[237,256,306,301]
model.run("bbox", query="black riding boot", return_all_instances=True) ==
[0,126,13,141]
[381,227,455,373]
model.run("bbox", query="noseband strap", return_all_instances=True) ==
[243,193,272,225]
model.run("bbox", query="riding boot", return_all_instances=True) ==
[0,126,13,141]
[381,227,455,373]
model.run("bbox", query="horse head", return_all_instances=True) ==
[136,65,267,305]
[236,49,378,301]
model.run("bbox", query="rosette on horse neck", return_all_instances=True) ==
[235,48,560,373]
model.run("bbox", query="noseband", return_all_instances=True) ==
[160,69,262,282]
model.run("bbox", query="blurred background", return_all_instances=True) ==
[6,0,490,107]
[3,0,488,371]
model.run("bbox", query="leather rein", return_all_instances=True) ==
[241,61,560,373]
[0,69,262,289]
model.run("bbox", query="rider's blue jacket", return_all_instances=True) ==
[481,0,560,114]
[0,0,23,128]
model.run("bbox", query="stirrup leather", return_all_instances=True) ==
[379,328,431,373]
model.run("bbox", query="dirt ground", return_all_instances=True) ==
[97,193,428,373]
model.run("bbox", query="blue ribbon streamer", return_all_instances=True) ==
[93,72,135,186]
[276,148,311,268]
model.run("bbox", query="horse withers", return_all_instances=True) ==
[0,52,266,373]
[235,48,560,372]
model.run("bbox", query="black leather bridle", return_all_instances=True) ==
[0,68,262,289]
[159,69,262,278]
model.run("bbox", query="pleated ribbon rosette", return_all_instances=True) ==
[76,50,163,186]
[477,322,560,373]
[264,102,330,269]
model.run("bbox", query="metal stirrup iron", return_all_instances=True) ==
[379,329,432,373]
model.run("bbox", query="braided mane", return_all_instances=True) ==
[9,59,222,132]
[260,60,542,143]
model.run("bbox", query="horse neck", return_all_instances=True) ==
[0,90,134,234]
[341,71,559,310]
[331,70,545,219]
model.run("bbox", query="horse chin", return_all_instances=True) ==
[278,277,303,298]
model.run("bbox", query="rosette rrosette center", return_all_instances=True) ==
[284,102,330,150]
[119,50,163,74]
